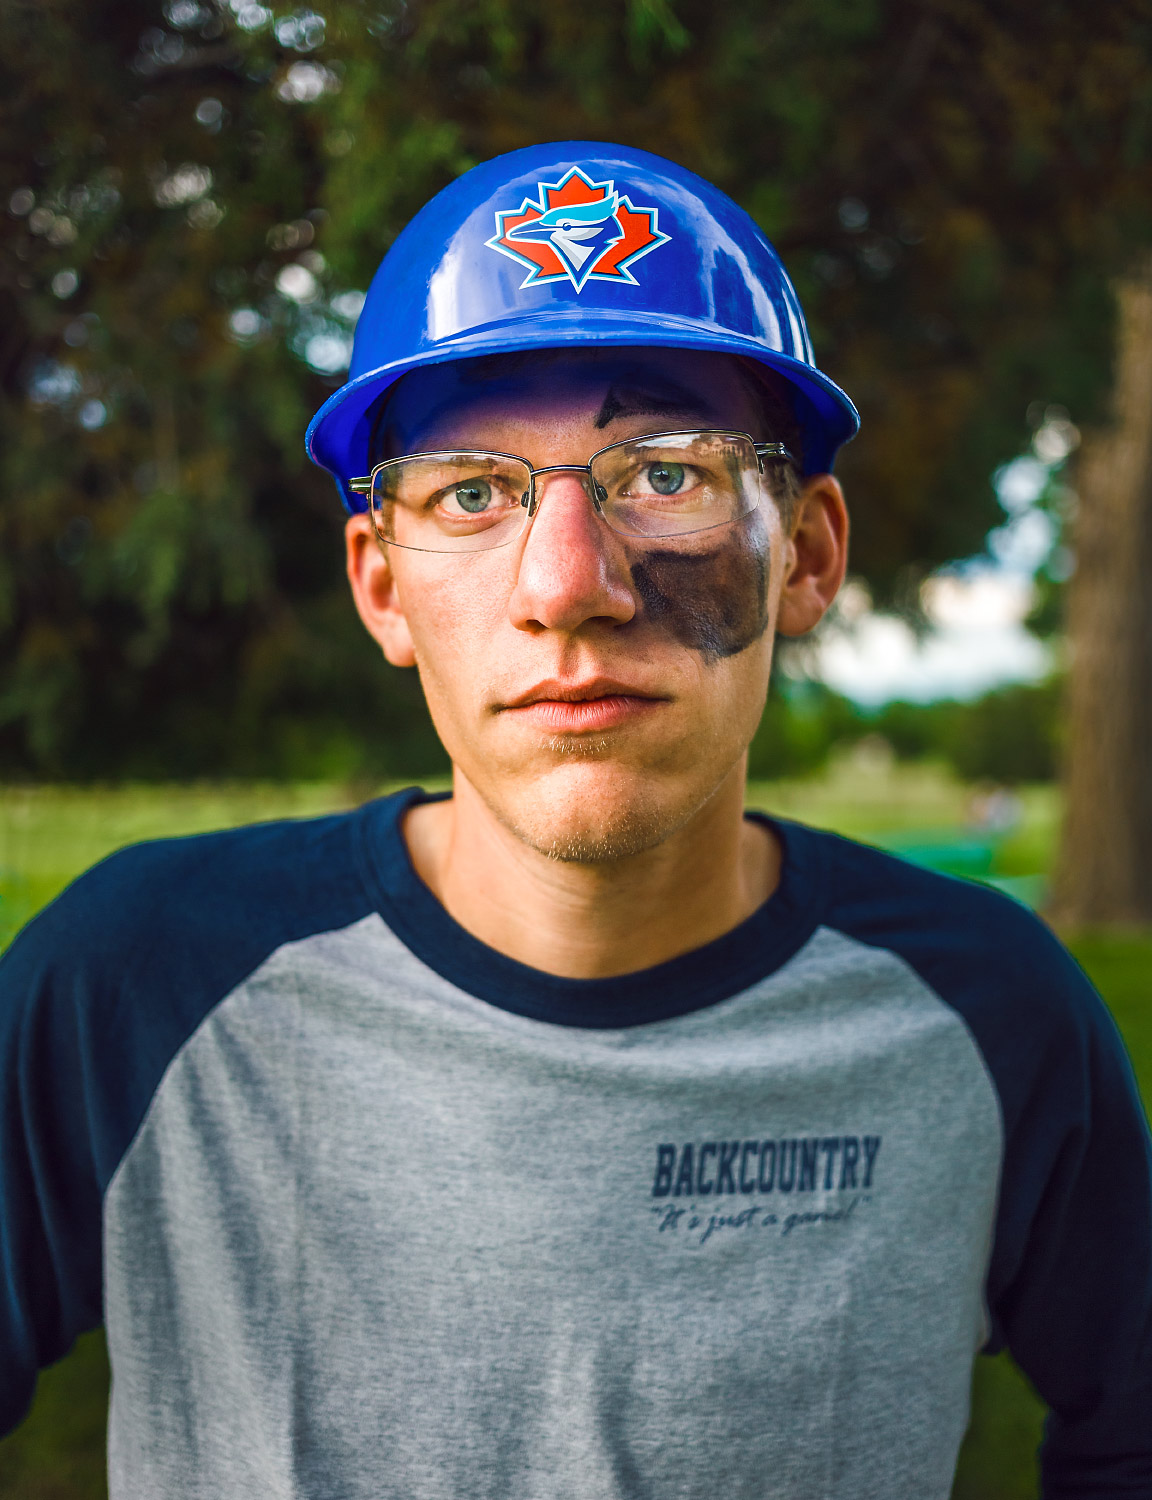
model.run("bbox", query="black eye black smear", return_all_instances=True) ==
[593,390,628,430]
[627,512,771,664]
[593,385,704,431]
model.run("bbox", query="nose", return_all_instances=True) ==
[506,470,637,634]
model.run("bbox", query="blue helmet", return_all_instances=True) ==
[306,141,859,511]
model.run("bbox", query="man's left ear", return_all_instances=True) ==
[775,474,850,638]
[345,513,418,668]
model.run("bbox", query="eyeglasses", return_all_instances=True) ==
[349,430,795,554]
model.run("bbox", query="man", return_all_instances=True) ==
[1,142,1150,1497]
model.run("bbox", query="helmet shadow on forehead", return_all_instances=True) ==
[370,346,805,520]
[372,346,733,458]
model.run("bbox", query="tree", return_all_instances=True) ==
[1053,262,1152,924]
[0,0,449,780]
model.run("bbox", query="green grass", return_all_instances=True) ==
[0,1334,109,1500]
[0,772,1147,1499]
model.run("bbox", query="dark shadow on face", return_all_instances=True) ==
[627,510,771,664]
[372,348,752,464]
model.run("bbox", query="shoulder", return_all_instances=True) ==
[0,797,404,1203]
[0,797,404,1105]
[803,821,1069,971]
[783,820,1113,1087]
[2,801,381,1001]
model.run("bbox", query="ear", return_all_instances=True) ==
[345,513,418,668]
[775,474,850,638]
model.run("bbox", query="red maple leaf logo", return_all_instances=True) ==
[487,168,670,292]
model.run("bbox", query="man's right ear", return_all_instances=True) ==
[344,513,418,668]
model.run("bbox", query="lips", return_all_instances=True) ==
[500,678,668,733]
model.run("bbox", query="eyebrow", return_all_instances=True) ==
[593,382,714,430]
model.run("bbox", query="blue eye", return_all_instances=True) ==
[647,462,685,495]
[454,479,492,513]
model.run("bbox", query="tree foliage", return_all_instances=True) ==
[3,0,1152,776]
[748,677,1060,783]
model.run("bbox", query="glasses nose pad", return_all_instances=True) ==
[524,468,605,525]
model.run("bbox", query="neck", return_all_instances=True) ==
[401,766,780,979]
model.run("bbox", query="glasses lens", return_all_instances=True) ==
[590,431,760,538]
[371,452,532,552]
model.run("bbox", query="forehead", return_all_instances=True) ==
[378,347,763,456]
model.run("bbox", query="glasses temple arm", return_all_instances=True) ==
[753,442,796,467]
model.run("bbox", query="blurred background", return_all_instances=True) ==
[2,0,1152,1494]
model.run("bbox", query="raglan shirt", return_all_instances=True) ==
[0,789,1150,1498]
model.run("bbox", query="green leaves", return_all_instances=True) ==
[626,0,691,64]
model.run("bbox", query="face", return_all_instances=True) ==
[347,347,840,862]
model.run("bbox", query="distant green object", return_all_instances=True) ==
[874,835,1049,909]
[880,836,998,877]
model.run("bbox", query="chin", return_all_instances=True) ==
[487,755,701,865]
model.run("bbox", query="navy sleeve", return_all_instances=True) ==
[0,803,382,1435]
[815,828,1152,1496]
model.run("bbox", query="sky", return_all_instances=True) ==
[805,414,1075,705]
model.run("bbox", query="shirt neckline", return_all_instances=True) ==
[354,787,829,1029]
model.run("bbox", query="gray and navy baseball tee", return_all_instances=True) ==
[1,788,1150,1497]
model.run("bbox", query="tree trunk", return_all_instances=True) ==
[1052,261,1152,926]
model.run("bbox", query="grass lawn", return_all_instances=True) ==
[0,770,1147,1499]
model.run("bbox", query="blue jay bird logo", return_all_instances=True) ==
[487,167,671,294]
[507,194,624,289]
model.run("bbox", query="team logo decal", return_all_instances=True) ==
[486,167,671,293]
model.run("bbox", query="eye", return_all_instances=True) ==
[645,461,685,496]
[609,455,706,505]
[431,471,523,524]
[452,478,492,513]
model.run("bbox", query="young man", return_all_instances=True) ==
[1,143,1150,1497]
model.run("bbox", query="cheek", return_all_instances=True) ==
[626,510,773,664]
[394,564,500,700]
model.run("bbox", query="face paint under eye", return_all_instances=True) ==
[627,511,771,664]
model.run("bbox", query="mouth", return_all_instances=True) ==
[499,677,669,734]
